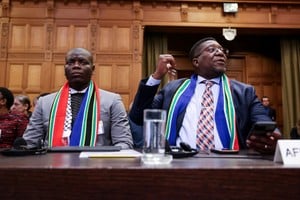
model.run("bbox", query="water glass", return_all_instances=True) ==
[141,109,172,165]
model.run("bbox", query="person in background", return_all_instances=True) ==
[261,96,276,121]
[23,48,133,149]
[129,37,281,154]
[32,93,50,109]
[11,95,32,119]
[0,87,29,148]
[290,119,300,139]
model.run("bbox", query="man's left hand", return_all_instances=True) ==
[246,132,282,154]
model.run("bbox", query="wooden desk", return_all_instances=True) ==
[0,151,299,199]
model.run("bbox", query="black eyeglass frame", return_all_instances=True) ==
[194,46,229,58]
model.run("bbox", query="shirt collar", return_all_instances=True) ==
[197,75,220,85]
[69,87,88,94]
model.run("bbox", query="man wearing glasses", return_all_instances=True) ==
[129,37,281,154]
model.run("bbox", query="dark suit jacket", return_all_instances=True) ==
[290,127,300,139]
[129,77,272,149]
[266,107,276,121]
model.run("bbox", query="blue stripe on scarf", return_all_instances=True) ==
[69,91,88,146]
[167,74,198,145]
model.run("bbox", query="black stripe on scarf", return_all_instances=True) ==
[85,91,95,146]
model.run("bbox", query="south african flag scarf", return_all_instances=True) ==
[48,81,100,147]
[165,74,239,150]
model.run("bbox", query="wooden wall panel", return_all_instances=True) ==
[7,63,24,91]
[10,25,26,49]
[227,57,245,80]
[27,64,42,91]
[96,65,112,90]
[262,85,275,99]
[9,0,46,17]
[29,26,44,49]
[115,65,130,90]
[55,26,70,50]
[277,13,300,25]
[115,27,131,51]
[98,26,131,52]
[246,55,263,85]
[228,57,245,70]
[98,27,113,51]
[262,59,273,76]
[73,26,89,49]
[174,55,193,70]
[55,25,89,50]
[188,7,225,23]
[226,71,244,81]
[142,4,180,22]
[55,4,90,19]
[238,9,271,25]
[53,64,66,90]
[0,61,6,86]
[98,3,133,20]
[10,24,45,50]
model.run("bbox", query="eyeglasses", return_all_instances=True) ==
[195,46,229,58]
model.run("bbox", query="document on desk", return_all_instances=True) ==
[79,149,142,158]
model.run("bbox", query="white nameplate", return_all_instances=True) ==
[274,140,300,165]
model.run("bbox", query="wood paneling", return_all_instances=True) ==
[98,27,114,51]
[7,63,24,91]
[29,26,44,49]
[11,25,26,49]
[115,27,131,51]
[55,26,70,50]
[55,25,90,50]
[73,26,89,48]
[96,64,113,89]
[53,64,66,90]
[27,64,42,90]
[98,25,131,52]
[115,64,130,90]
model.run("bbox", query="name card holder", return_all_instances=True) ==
[274,140,300,165]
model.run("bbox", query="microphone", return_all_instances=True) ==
[179,142,197,152]
[0,137,47,156]
[165,140,199,158]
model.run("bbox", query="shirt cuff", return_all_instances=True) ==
[146,75,161,86]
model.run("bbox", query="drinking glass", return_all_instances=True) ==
[141,109,172,165]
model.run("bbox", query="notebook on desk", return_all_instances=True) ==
[48,146,122,153]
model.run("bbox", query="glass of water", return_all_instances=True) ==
[141,109,172,165]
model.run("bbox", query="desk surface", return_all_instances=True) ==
[0,151,299,199]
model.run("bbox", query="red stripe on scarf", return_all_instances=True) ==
[233,124,240,150]
[52,84,69,146]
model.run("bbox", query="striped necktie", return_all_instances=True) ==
[196,80,215,151]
